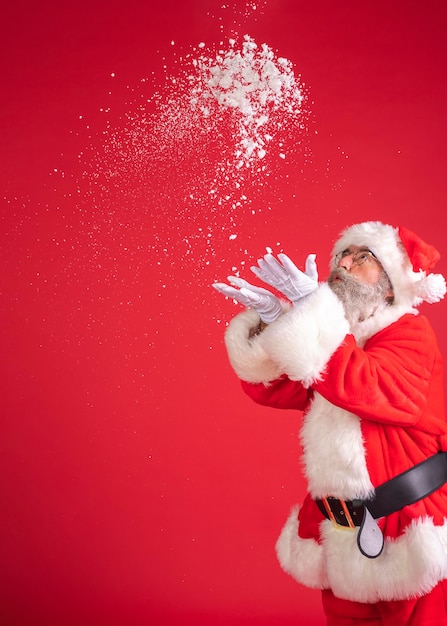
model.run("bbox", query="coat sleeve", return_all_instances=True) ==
[312,314,443,426]
[241,376,311,411]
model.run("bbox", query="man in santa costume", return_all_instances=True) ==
[213,221,447,625]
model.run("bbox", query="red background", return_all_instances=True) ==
[1,1,447,624]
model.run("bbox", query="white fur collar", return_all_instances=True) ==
[350,302,418,347]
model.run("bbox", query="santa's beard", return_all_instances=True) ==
[328,269,393,329]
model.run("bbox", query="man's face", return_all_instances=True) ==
[327,246,394,325]
[331,246,384,285]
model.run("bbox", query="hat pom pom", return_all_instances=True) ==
[416,272,447,304]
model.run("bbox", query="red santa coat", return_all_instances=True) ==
[224,283,447,603]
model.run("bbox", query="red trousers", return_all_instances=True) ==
[322,580,447,625]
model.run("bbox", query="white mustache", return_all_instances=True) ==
[328,268,353,284]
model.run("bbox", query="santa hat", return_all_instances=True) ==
[330,221,446,307]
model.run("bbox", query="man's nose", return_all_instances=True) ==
[338,254,354,270]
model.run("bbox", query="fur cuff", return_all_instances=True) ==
[259,284,350,387]
[224,308,287,383]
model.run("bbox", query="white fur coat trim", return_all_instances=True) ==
[276,506,447,602]
[302,392,374,499]
[259,283,350,387]
[350,301,418,348]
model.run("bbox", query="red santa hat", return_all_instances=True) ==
[330,221,446,307]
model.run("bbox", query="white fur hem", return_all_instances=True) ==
[259,284,350,387]
[275,505,329,589]
[276,506,447,603]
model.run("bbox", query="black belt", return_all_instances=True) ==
[316,451,447,528]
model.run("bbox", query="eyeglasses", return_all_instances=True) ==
[335,249,379,267]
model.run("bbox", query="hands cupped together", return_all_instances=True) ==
[212,252,319,324]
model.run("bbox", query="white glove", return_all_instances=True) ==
[212,276,282,323]
[251,253,318,303]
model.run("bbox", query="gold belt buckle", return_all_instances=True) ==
[322,497,356,529]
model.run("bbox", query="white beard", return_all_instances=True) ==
[328,269,392,330]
